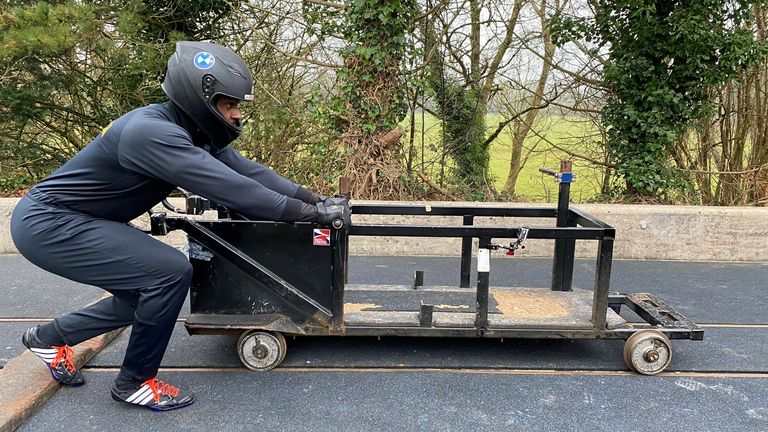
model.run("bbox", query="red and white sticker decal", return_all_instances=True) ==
[313,229,331,246]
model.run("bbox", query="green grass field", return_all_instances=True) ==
[406,113,607,202]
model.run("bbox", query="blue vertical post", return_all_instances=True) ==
[551,160,575,292]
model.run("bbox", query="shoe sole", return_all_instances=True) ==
[47,366,84,387]
[147,399,194,412]
[111,391,194,412]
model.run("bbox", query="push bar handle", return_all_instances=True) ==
[161,199,186,213]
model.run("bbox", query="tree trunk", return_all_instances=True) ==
[504,120,524,196]
[338,0,416,199]
[503,0,554,195]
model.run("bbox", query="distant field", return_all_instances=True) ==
[406,113,607,202]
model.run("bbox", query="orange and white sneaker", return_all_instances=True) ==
[21,326,84,387]
[111,377,195,411]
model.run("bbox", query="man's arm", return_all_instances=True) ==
[117,122,313,221]
[213,146,320,203]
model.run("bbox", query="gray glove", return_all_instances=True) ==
[296,202,319,222]
[310,192,329,204]
[315,197,351,228]
[295,186,328,204]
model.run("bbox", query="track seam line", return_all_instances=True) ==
[697,323,768,328]
[79,366,768,378]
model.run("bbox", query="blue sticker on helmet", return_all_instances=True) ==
[194,52,215,70]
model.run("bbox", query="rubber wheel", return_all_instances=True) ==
[623,329,672,375]
[237,330,287,371]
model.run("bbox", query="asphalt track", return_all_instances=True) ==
[1,255,767,431]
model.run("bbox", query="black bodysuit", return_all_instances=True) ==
[32,102,306,222]
[10,101,309,385]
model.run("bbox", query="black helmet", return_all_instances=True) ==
[162,41,254,149]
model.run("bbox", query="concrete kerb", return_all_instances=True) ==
[0,294,125,432]
[1,198,768,261]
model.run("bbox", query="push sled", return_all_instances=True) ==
[150,162,702,375]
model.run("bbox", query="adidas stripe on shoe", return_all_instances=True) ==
[111,378,194,412]
[21,326,85,387]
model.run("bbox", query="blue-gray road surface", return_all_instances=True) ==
[1,255,766,431]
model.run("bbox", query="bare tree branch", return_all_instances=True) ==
[525,124,615,168]
[304,0,346,10]
[256,34,342,68]
[418,171,459,200]
[478,0,524,101]
[415,0,451,21]
[483,97,556,148]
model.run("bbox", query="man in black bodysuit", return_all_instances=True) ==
[10,41,344,411]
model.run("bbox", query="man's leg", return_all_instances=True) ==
[11,197,194,408]
[49,293,139,346]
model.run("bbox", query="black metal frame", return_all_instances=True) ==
[151,162,702,342]
[152,196,702,342]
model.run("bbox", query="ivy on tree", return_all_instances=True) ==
[304,0,418,198]
[552,0,767,198]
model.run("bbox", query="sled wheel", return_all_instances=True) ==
[623,330,672,375]
[277,332,288,365]
[237,330,287,371]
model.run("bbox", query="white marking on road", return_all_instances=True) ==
[674,378,750,401]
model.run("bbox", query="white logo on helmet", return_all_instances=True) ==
[194,52,215,70]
